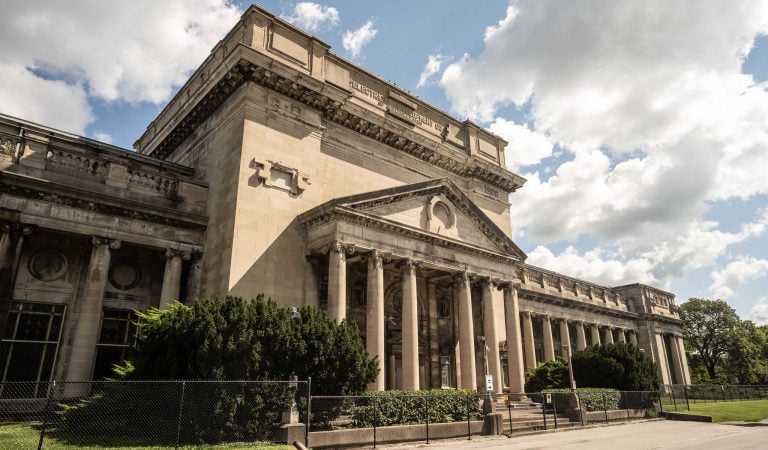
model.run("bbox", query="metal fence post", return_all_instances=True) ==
[507,397,513,434]
[175,380,186,450]
[625,392,630,422]
[466,394,472,440]
[424,395,429,444]
[683,386,690,411]
[541,393,548,430]
[373,396,377,449]
[37,380,55,450]
[670,387,676,411]
[552,394,558,429]
[658,391,663,414]
[306,377,312,449]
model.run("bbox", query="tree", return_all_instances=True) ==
[571,342,658,391]
[724,320,768,384]
[679,298,741,380]
[524,359,569,392]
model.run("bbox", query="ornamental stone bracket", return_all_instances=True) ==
[250,158,310,195]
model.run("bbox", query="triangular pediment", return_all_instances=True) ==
[304,179,526,260]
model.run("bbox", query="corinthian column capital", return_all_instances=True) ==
[92,236,121,250]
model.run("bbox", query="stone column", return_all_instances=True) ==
[668,334,686,385]
[576,321,587,350]
[617,328,627,343]
[481,280,503,394]
[522,311,536,370]
[654,333,672,385]
[186,253,203,302]
[66,237,120,382]
[676,335,691,385]
[559,319,571,356]
[427,280,440,389]
[366,250,385,391]
[401,259,420,391]
[327,241,347,322]
[456,272,476,390]
[160,249,189,309]
[0,223,33,336]
[503,286,525,399]
[629,330,638,346]
[542,315,556,362]
[590,324,601,346]
[604,326,615,345]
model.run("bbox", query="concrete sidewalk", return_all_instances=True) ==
[383,420,766,450]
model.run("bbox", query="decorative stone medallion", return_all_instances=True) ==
[108,261,142,290]
[28,249,68,281]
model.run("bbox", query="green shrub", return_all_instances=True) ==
[544,388,621,412]
[525,359,569,392]
[572,342,658,391]
[351,389,481,427]
[53,296,378,444]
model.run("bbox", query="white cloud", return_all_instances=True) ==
[281,2,340,33]
[489,118,554,170]
[748,297,768,325]
[434,0,768,289]
[0,0,240,134]
[343,20,378,58]
[709,257,768,299]
[417,54,446,88]
[92,132,113,144]
[0,63,92,134]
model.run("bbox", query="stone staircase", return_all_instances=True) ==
[493,398,578,434]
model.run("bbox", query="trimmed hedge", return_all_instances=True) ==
[544,388,621,412]
[351,389,482,427]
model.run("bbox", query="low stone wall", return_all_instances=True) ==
[661,412,713,422]
[308,420,485,448]
[568,409,649,423]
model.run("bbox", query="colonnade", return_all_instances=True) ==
[0,224,193,382]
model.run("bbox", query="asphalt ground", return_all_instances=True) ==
[382,419,767,450]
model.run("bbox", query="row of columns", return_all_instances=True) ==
[656,332,691,385]
[0,223,193,381]
[325,243,523,396]
[520,313,638,370]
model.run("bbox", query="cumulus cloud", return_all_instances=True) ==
[92,132,113,144]
[489,118,555,170]
[343,20,378,58]
[0,0,240,134]
[417,54,447,88]
[434,0,768,290]
[281,2,340,33]
[709,257,768,298]
[748,297,768,325]
[0,63,92,134]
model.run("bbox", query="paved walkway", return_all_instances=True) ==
[388,420,766,450]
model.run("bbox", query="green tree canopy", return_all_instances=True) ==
[524,358,569,392]
[679,298,741,380]
[571,342,658,391]
[130,295,378,394]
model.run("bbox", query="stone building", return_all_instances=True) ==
[0,5,689,397]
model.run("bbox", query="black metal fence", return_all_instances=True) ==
[660,384,768,412]
[0,380,309,449]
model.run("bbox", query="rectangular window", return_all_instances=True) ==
[92,309,137,380]
[0,302,65,398]
[438,297,450,318]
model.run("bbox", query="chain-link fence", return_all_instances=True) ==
[0,380,309,449]
[660,384,768,412]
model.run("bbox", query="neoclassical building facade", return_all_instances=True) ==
[0,5,689,398]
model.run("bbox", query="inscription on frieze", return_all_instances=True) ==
[348,79,444,132]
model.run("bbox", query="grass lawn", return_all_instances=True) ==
[0,423,294,449]
[670,399,768,422]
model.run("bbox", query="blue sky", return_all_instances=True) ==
[2,1,768,322]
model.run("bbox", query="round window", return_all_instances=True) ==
[432,201,454,229]
[108,261,142,290]
[28,249,68,281]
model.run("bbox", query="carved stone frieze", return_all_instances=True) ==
[0,184,206,231]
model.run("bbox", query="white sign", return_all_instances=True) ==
[485,375,494,392]
[546,393,552,404]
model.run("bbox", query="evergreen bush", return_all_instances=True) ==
[350,389,481,427]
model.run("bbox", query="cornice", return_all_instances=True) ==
[147,58,525,192]
[301,206,520,266]
[0,173,207,231]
